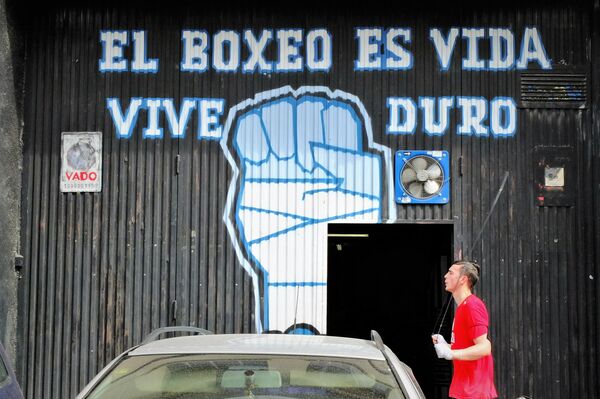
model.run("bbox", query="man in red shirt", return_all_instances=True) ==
[432,260,498,399]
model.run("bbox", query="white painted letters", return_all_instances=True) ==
[181,30,209,72]
[100,31,129,72]
[213,30,241,72]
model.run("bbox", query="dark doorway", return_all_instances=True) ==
[327,223,453,399]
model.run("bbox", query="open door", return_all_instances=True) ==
[328,223,453,399]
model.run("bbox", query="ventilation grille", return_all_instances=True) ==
[520,72,588,109]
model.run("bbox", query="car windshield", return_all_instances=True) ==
[85,354,406,399]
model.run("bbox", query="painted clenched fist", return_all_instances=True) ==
[222,86,394,334]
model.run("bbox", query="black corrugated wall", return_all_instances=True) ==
[17,2,600,398]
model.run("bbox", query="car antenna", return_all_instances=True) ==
[292,284,300,333]
[432,171,509,336]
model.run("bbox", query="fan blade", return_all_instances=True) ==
[408,182,424,197]
[401,168,417,184]
[427,163,442,179]
[411,157,427,171]
[424,180,440,195]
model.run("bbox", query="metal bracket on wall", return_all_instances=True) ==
[14,253,24,279]
[171,300,177,322]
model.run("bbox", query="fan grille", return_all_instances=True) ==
[400,155,445,199]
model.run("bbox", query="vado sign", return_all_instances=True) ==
[60,132,102,192]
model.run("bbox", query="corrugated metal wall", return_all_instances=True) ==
[17,2,599,398]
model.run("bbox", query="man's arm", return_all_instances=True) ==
[452,333,492,361]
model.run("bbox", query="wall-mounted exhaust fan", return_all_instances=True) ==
[394,150,450,204]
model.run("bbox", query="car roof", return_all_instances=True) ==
[128,334,386,360]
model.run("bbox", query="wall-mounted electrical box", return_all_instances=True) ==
[533,146,576,207]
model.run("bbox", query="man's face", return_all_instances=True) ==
[444,263,465,293]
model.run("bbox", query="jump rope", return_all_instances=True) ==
[432,171,510,336]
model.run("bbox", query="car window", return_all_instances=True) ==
[85,354,407,399]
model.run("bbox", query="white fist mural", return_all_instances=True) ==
[221,86,396,334]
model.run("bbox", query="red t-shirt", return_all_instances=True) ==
[449,294,498,399]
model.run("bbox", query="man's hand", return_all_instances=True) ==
[432,334,453,360]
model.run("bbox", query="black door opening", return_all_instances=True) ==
[327,223,453,399]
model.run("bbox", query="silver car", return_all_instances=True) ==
[77,328,425,399]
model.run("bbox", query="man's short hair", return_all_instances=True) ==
[453,260,480,288]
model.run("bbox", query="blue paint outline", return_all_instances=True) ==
[354,27,383,71]
[233,110,271,166]
[419,96,455,136]
[142,98,164,139]
[180,29,210,72]
[516,26,552,70]
[212,30,241,73]
[107,97,143,139]
[456,96,489,136]
[244,177,339,184]
[242,29,274,74]
[234,173,271,329]
[429,27,459,72]
[384,27,413,70]
[259,97,296,161]
[320,100,363,152]
[490,97,517,137]
[386,97,417,135]
[268,282,327,287]
[306,28,332,72]
[488,28,515,71]
[461,28,486,71]
[239,205,312,222]
[99,30,128,72]
[247,207,380,246]
[198,98,226,140]
[131,30,159,73]
[162,98,196,138]
[294,96,327,173]
[275,28,304,72]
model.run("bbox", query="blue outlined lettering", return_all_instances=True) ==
[385,28,412,70]
[99,31,128,72]
[107,97,226,140]
[490,97,516,136]
[213,30,241,72]
[489,28,515,70]
[462,28,486,70]
[199,98,226,139]
[181,30,209,72]
[419,97,454,135]
[143,99,164,138]
[131,30,158,73]
[276,29,303,72]
[107,98,143,138]
[242,29,274,73]
[457,97,488,136]
[387,97,417,135]
[306,29,332,72]
[430,28,459,71]
[517,27,552,69]
[355,28,383,70]
[162,98,196,138]
[385,95,517,137]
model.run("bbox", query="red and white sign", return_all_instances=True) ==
[60,132,102,192]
